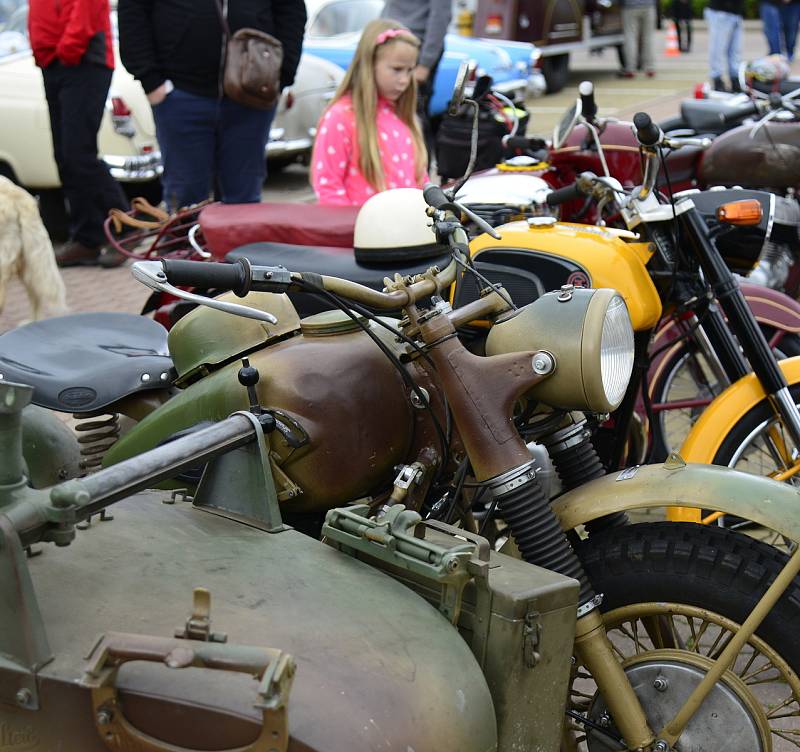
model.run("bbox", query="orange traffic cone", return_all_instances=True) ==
[665,21,680,57]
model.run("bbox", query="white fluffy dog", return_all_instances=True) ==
[0,176,68,322]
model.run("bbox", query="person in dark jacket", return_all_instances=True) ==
[704,0,745,91]
[118,0,306,210]
[382,0,451,162]
[28,0,130,267]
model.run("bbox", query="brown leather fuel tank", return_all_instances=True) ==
[105,312,421,515]
[700,121,800,189]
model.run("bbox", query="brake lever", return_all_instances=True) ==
[131,261,279,324]
[663,136,712,150]
[452,200,502,239]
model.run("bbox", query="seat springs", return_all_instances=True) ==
[74,413,121,473]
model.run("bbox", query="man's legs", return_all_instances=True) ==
[43,62,128,249]
[727,13,743,84]
[621,8,637,75]
[780,2,800,60]
[760,2,783,55]
[152,89,218,210]
[639,4,657,72]
[215,99,275,203]
[705,8,730,88]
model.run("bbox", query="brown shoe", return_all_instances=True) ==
[616,70,635,79]
[645,70,656,78]
[97,246,128,269]
[55,241,100,267]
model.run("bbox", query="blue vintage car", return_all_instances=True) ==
[304,0,544,117]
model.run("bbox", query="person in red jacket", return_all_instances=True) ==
[28,0,129,267]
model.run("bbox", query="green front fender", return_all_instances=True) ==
[21,405,81,488]
[552,460,800,543]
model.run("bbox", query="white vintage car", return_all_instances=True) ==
[0,1,341,234]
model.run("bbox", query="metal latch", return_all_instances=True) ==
[174,587,227,643]
[323,505,488,624]
[523,609,541,668]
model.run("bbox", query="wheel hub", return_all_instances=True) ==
[586,650,769,751]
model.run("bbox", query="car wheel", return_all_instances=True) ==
[542,54,570,94]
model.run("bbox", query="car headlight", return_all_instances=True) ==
[485,287,635,413]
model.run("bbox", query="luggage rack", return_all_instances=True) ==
[104,197,214,261]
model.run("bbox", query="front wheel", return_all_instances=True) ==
[569,522,800,749]
[712,381,800,485]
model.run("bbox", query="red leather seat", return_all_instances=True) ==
[200,202,359,259]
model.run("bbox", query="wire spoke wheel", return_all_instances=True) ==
[569,523,800,750]
[567,603,800,750]
[651,345,722,458]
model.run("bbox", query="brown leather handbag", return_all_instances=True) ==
[215,0,283,110]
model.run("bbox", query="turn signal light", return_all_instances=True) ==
[716,199,762,226]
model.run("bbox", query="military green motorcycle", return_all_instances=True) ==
[7,183,800,748]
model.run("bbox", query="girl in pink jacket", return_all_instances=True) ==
[311,19,429,207]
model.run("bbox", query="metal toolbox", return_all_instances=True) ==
[323,505,580,751]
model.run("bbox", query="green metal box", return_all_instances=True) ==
[323,506,580,751]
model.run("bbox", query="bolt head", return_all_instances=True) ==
[96,708,113,725]
[15,688,31,706]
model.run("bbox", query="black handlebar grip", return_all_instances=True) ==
[161,258,251,297]
[721,100,760,123]
[546,182,584,207]
[579,81,597,122]
[633,112,661,146]
[423,183,451,210]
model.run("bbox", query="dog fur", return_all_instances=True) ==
[0,175,68,322]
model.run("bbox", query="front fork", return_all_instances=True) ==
[683,208,800,451]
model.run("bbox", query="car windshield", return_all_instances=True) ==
[307,0,382,38]
[0,0,28,58]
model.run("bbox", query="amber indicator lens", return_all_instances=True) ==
[716,199,763,226]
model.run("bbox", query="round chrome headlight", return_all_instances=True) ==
[600,294,636,409]
[485,287,635,413]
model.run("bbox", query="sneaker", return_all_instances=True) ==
[55,241,100,267]
[616,70,635,79]
[645,70,655,78]
[97,246,128,269]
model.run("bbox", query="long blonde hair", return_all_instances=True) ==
[326,19,427,191]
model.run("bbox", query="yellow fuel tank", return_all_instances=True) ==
[467,220,662,332]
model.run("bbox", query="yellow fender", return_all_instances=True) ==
[665,357,800,522]
[552,460,800,541]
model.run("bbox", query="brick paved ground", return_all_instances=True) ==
[1,22,790,332]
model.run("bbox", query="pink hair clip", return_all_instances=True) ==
[376,28,409,45]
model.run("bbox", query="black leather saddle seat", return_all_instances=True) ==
[226,242,452,315]
[751,79,800,96]
[0,313,172,413]
[679,99,733,133]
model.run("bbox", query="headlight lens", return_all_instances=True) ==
[600,294,635,409]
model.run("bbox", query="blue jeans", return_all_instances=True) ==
[704,7,743,80]
[152,88,276,209]
[761,1,800,60]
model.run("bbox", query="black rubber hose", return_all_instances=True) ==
[549,439,629,533]
[498,476,595,605]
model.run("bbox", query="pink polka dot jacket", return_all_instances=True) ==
[311,93,428,207]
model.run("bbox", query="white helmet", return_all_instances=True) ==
[354,188,446,264]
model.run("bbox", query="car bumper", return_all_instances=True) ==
[104,152,163,182]
[488,78,529,102]
[266,127,314,160]
[526,71,547,98]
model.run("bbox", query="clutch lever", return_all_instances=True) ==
[453,199,502,240]
[131,260,279,324]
